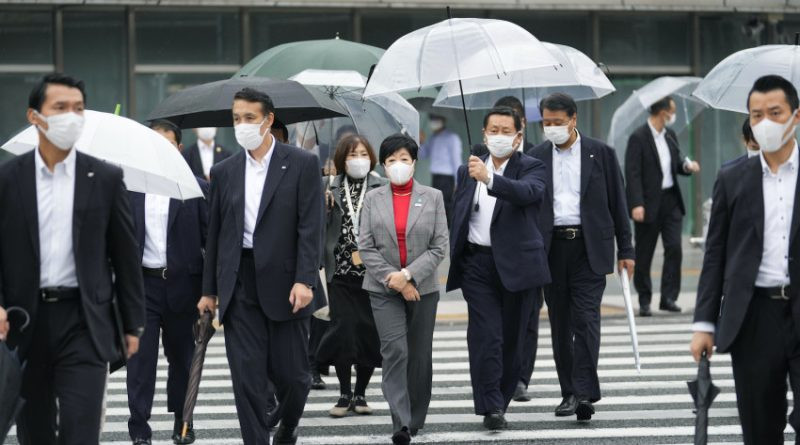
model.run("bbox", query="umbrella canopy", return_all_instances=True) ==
[147,77,347,129]
[0,307,30,444]
[2,110,203,200]
[693,44,800,114]
[180,311,216,439]
[607,76,707,156]
[433,42,615,110]
[688,352,720,445]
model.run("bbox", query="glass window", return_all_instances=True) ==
[250,12,352,55]
[360,11,444,50]
[699,15,764,74]
[0,73,46,146]
[599,14,690,67]
[136,11,240,65]
[0,11,53,64]
[488,11,591,55]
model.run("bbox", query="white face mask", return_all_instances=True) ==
[196,127,216,142]
[235,119,268,151]
[386,161,414,185]
[666,113,677,127]
[752,110,798,153]
[429,119,444,132]
[35,111,84,151]
[486,134,518,158]
[543,125,571,146]
[345,158,371,180]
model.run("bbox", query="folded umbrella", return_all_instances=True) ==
[147,77,346,129]
[618,270,641,372]
[1,110,203,200]
[180,311,216,440]
[0,307,30,444]
[688,351,720,445]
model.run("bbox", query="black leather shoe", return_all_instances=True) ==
[575,399,595,421]
[659,300,682,313]
[311,372,326,390]
[513,381,531,402]
[172,419,195,444]
[392,427,411,445]
[482,410,508,430]
[639,305,652,317]
[132,439,151,445]
[273,424,298,445]
[555,395,577,417]
[410,428,419,437]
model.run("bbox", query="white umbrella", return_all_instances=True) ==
[2,110,203,200]
[618,270,641,373]
[290,69,367,90]
[693,44,800,114]
[607,76,707,160]
[433,42,615,110]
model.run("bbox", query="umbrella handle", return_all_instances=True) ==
[5,306,30,332]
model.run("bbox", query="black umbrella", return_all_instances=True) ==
[180,310,216,440]
[687,351,720,445]
[0,307,30,443]
[147,77,347,129]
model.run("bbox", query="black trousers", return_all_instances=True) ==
[224,254,311,445]
[16,300,107,445]
[633,187,683,306]
[461,249,534,414]
[431,174,455,226]
[731,294,800,445]
[127,275,196,439]
[545,238,605,402]
[519,290,544,388]
[309,316,328,374]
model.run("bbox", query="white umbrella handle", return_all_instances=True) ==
[618,270,641,373]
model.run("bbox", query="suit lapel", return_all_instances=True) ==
[213,145,226,165]
[790,164,800,245]
[376,186,399,247]
[16,152,39,259]
[231,151,246,239]
[167,198,179,235]
[644,124,663,181]
[746,159,765,243]
[73,153,96,253]
[255,143,289,227]
[491,153,520,225]
[543,146,554,204]
[405,183,427,233]
[580,140,594,197]
[331,175,344,214]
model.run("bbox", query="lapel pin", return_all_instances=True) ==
[281,165,287,170]
[87,172,94,178]
[216,147,222,153]
[590,154,594,158]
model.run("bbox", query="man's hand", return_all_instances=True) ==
[0,306,8,341]
[125,335,140,359]
[400,283,421,302]
[468,156,490,184]
[618,259,635,279]
[685,160,701,174]
[386,271,408,292]
[690,331,714,362]
[325,189,335,210]
[289,283,314,314]
[198,296,218,318]
[631,206,645,223]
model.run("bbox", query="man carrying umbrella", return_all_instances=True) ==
[0,73,145,444]
[198,88,322,445]
[692,75,800,445]
[126,119,208,445]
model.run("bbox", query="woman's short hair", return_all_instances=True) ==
[379,133,419,165]
[333,134,377,174]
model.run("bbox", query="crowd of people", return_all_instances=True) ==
[0,70,797,445]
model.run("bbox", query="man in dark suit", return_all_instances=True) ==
[530,93,635,421]
[692,75,800,445]
[0,74,145,445]
[447,106,550,431]
[198,88,322,445]
[182,127,232,180]
[625,96,700,316]
[126,119,208,445]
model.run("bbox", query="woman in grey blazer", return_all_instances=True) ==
[358,134,449,445]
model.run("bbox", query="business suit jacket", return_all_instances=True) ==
[0,150,145,361]
[202,142,323,322]
[624,123,691,223]
[129,178,208,314]
[529,136,634,275]
[447,151,550,293]
[358,181,449,296]
[694,155,800,352]
[182,142,232,178]
[324,174,387,283]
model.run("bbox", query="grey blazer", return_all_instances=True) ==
[324,173,387,283]
[358,181,449,295]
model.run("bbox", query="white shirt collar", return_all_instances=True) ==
[198,139,215,152]
[246,135,277,169]
[487,155,510,174]
[647,119,666,139]
[553,130,581,155]
[760,140,798,176]
[35,146,76,177]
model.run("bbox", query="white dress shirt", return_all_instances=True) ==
[198,139,215,178]
[36,147,78,288]
[648,121,675,190]
[467,157,509,247]
[693,142,798,334]
[142,193,170,268]
[243,136,276,249]
[553,132,582,226]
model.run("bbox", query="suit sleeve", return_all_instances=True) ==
[605,147,635,260]
[694,173,729,324]
[294,153,323,286]
[669,130,692,177]
[487,156,546,206]
[198,179,209,253]
[202,166,221,296]
[405,190,449,284]
[107,170,145,333]
[358,193,397,291]
[624,133,644,211]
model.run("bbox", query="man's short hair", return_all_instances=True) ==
[648,96,674,116]
[747,75,800,111]
[742,117,755,143]
[482,106,522,131]
[539,93,577,118]
[149,119,182,145]
[233,88,275,117]
[494,96,525,117]
[272,119,289,142]
[28,73,86,112]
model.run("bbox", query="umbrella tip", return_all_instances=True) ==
[446,5,452,19]
[795,32,799,46]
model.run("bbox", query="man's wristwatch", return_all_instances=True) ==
[401,268,412,282]
[127,326,145,338]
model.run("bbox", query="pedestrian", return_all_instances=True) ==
[316,134,386,418]
[0,73,145,445]
[691,74,800,445]
[447,106,550,431]
[358,133,448,445]
[529,93,635,421]
[624,95,700,316]
[271,119,290,144]
[198,87,323,445]
[126,119,208,445]
[182,126,232,180]
[419,114,462,224]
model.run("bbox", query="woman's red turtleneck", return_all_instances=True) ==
[391,179,413,267]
